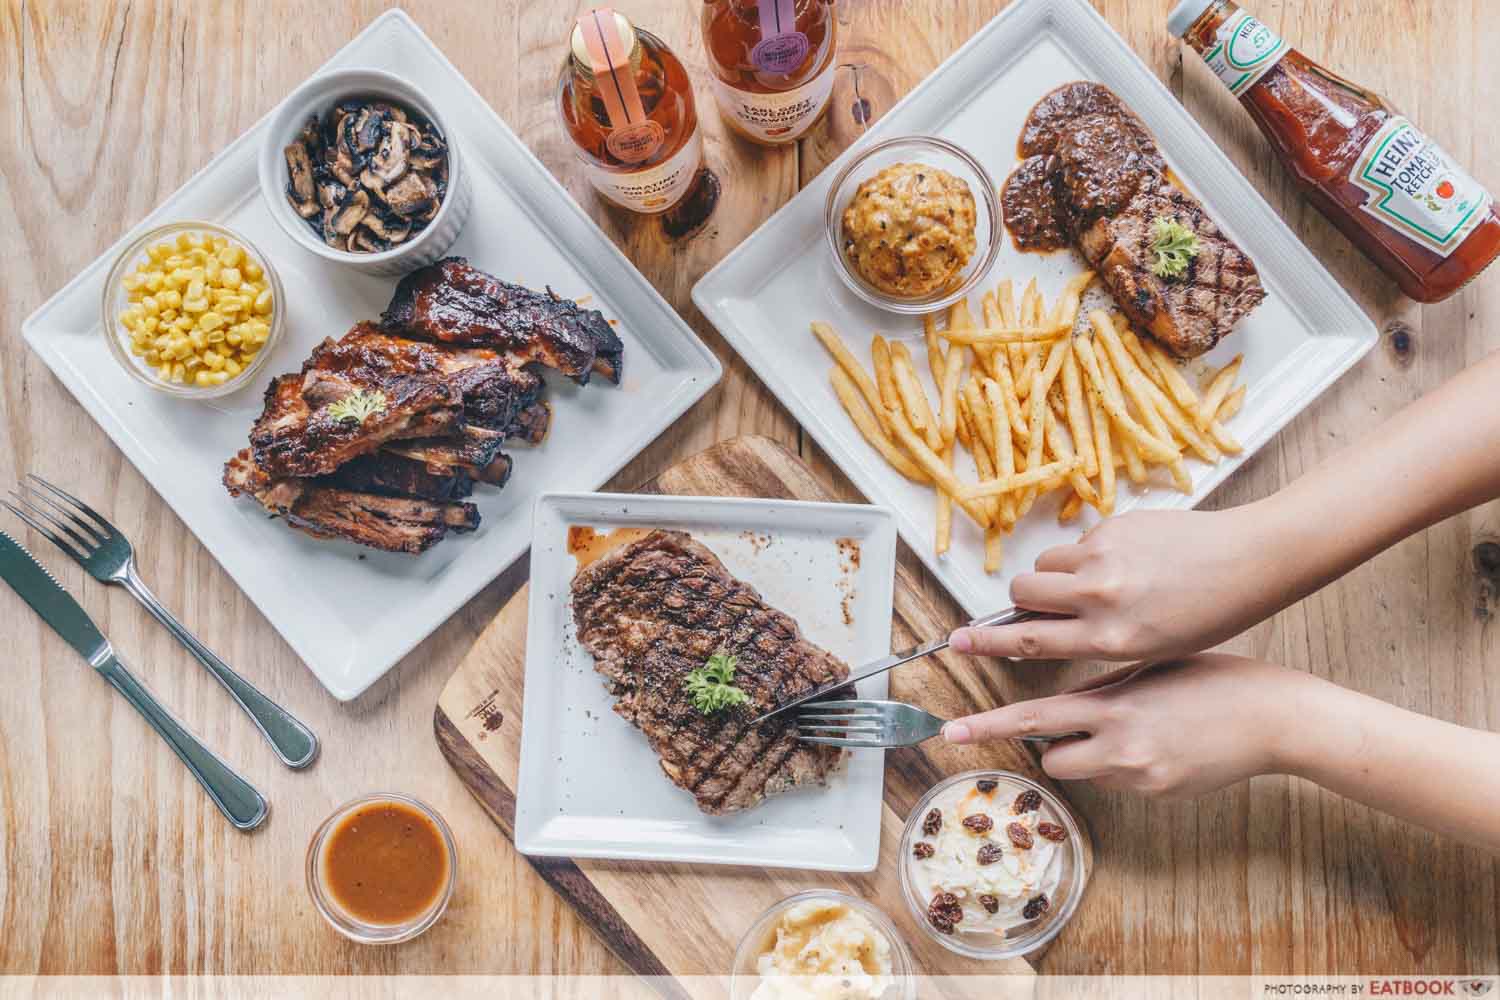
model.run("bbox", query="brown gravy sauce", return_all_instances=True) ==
[322,800,448,926]
[567,525,652,568]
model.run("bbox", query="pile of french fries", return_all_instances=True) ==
[813,272,1249,573]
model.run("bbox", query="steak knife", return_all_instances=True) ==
[0,530,268,830]
[749,606,1061,726]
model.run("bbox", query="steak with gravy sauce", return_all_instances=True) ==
[1002,82,1264,358]
[571,530,850,815]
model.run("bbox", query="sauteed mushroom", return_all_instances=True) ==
[283,95,449,254]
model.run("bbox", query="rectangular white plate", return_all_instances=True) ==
[515,493,896,871]
[692,0,1377,617]
[20,11,720,700]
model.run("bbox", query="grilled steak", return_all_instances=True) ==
[383,257,625,384]
[571,530,849,815]
[1002,81,1264,358]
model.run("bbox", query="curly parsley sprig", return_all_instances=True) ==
[685,652,750,715]
[327,388,388,425]
[1150,216,1201,280]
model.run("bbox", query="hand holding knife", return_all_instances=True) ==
[0,530,267,830]
[750,606,1063,726]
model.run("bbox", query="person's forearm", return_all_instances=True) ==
[1246,350,1500,611]
[1274,677,1500,851]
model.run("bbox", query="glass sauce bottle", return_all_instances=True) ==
[701,0,838,145]
[1169,0,1500,303]
[558,8,703,214]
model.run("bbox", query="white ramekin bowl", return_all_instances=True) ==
[257,68,471,277]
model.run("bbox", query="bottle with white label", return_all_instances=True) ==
[558,8,705,215]
[1169,0,1500,303]
[701,0,838,146]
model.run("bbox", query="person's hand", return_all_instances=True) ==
[950,505,1290,662]
[942,653,1321,798]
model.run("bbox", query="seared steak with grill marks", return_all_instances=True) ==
[382,257,624,384]
[1002,82,1264,358]
[571,530,850,815]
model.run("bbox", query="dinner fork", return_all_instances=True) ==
[795,699,1088,749]
[4,474,318,769]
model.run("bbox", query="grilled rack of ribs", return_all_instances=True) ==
[224,260,622,554]
[1002,82,1264,358]
[383,257,625,384]
[571,530,851,815]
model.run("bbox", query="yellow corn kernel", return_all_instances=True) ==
[122,274,144,293]
[195,370,213,387]
[170,362,186,383]
[223,358,242,377]
[175,232,194,251]
[197,311,225,332]
[140,296,159,316]
[128,340,147,356]
[173,316,194,332]
[159,289,181,310]
[217,245,242,268]
[203,350,224,370]
[182,297,208,315]
[219,267,241,289]
[189,330,207,352]
[225,329,243,347]
[243,261,263,281]
[146,272,165,293]
[143,317,160,335]
[144,350,161,366]
[204,259,221,284]
[183,355,202,372]
[253,288,273,315]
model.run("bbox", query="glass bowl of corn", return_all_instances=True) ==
[101,221,285,399]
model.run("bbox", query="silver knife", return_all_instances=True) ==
[0,530,268,830]
[749,606,1061,726]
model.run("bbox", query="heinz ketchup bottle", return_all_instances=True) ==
[1169,0,1500,303]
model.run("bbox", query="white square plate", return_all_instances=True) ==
[20,11,720,700]
[514,493,896,871]
[692,0,1377,616]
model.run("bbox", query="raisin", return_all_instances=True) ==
[976,842,1004,865]
[921,808,942,836]
[1022,894,1050,920]
[1038,821,1068,842]
[1006,821,1034,850]
[913,841,935,859]
[979,894,1000,915]
[962,813,994,834]
[976,779,998,794]
[1013,789,1042,814]
[927,891,964,934]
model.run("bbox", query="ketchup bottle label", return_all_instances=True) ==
[1349,117,1494,258]
[1202,10,1286,96]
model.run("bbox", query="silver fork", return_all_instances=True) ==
[5,474,318,768]
[796,699,1089,749]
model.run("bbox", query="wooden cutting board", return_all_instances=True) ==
[434,435,1090,987]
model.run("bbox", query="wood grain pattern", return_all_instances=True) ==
[0,0,1497,978]
[434,434,1081,981]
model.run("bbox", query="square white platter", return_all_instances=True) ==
[692,0,1377,617]
[514,493,897,871]
[20,10,721,700]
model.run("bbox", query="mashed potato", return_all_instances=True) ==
[751,898,893,1000]
[841,162,977,299]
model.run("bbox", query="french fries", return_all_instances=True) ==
[812,268,1251,575]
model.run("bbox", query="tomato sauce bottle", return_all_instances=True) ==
[700,0,838,145]
[558,8,704,214]
[1169,0,1500,303]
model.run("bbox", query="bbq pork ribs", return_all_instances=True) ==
[223,259,621,553]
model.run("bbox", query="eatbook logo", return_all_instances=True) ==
[1461,981,1494,997]
[465,689,505,740]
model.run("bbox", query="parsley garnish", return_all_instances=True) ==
[685,652,749,715]
[326,389,388,425]
[1150,216,1200,280]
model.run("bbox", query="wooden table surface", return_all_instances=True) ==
[3,0,1497,979]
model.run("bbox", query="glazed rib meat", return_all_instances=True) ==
[225,259,622,554]
[224,450,477,554]
[382,257,625,384]
[1002,81,1264,358]
[571,530,850,815]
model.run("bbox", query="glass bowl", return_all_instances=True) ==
[730,890,916,1000]
[823,134,1002,315]
[305,793,457,945]
[899,770,1089,961]
[100,221,286,400]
